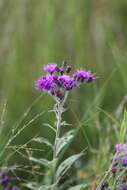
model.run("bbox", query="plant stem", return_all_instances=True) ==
[52,92,68,189]
[96,153,117,190]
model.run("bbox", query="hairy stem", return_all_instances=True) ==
[52,92,68,189]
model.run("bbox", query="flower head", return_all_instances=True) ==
[0,172,5,178]
[123,144,127,151]
[3,187,12,190]
[114,144,127,166]
[35,74,56,91]
[119,185,127,190]
[122,155,127,167]
[115,144,122,153]
[0,171,20,190]
[0,176,10,185]
[73,70,94,82]
[43,63,58,73]
[35,61,95,100]
[59,75,78,91]
[11,186,20,190]
[66,66,73,73]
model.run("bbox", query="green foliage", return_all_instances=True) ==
[0,0,127,189]
[24,182,55,190]
[33,137,53,149]
[119,110,127,143]
[56,130,75,156]
[29,157,52,169]
[68,184,87,190]
[56,152,84,180]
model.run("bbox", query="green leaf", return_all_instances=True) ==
[119,109,127,143]
[33,137,53,148]
[24,182,55,190]
[68,184,87,190]
[29,157,52,169]
[56,152,84,180]
[61,121,72,126]
[39,185,55,190]
[56,130,75,156]
[43,123,56,133]
[23,182,39,190]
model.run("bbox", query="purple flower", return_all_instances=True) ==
[0,176,10,185]
[59,75,78,91]
[66,66,73,73]
[35,62,95,98]
[116,144,122,153]
[11,186,20,190]
[43,63,58,73]
[116,177,124,184]
[73,70,94,82]
[35,74,56,91]
[119,185,127,190]
[115,144,127,166]
[122,155,127,167]
[0,172,5,178]
[115,144,127,153]
[123,144,127,152]
[59,68,64,75]
[4,187,12,190]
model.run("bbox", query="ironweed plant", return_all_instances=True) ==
[25,61,95,190]
[96,111,127,190]
[97,144,127,190]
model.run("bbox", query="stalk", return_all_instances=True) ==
[52,92,68,189]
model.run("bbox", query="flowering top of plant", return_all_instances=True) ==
[99,144,127,190]
[114,144,127,166]
[35,61,95,100]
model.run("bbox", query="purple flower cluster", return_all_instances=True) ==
[35,62,95,99]
[100,144,127,190]
[119,185,127,190]
[110,144,127,190]
[0,172,20,190]
[114,144,127,167]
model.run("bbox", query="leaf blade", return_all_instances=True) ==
[68,184,87,190]
[29,157,52,169]
[33,137,53,148]
[56,152,84,180]
[56,130,75,156]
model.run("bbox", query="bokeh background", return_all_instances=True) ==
[0,0,127,188]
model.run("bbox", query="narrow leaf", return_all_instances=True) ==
[33,137,53,148]
[68,184,87,190]
[119,109,127,143]
[24,183,54,190]
[43,123,56,132]
[39,185,55,190]
[23,182,39,190]
[56,152,84,180]
[56,130,75,156]
[29,157,51,169]
[61,121,72,126]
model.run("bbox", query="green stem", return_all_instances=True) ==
[52,102,62,189]
[52,92,68,189]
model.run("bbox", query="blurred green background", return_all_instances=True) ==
[0,0,127,188]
